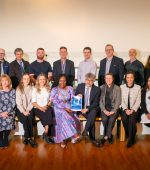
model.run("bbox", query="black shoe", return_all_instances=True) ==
[100,138,107,145]
[91,140,101,147]
[48,137,55,144]
[0,141,4,149]
[108,135,113,144]
[82,130,89,138]
[23,138,29,145]
[43,133,53,144]
[127,142,133,148]
[28,139,38,148]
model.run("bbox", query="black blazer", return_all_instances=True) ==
[98,56,124,86]
[75,83,101,112]
[141,88,149,114]
[9,59,30,89]
[52,59,75,87]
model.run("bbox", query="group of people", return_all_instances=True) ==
[0,44,150,149]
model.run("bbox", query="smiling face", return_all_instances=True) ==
[105,74,114,86]
[15,51,23,61]
[105,45,114,58]
[38,75,47,87]
[22,74,30,86]
[85,78,94,87]
[126,73,135,87]
[1,77,9,89]
[0,48,5,61]
[129,49,137,60]
[83,49,91,60]
[60,48,68,60]
[37,49,45,60]
[59,76,67,89]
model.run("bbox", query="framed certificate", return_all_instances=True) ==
[71,95,82,111]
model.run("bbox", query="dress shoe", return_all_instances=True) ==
[108,135,113,144]
[91,140,101,147]
[100,138,107,145]
[0,141,4,149]
[127,142,133,148]
[82,130,89,138]
[28,139,38,148]
[23,138,29,145]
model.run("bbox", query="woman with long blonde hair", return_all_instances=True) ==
[32,74,54,144]
[0,74,16,148]
[16,73,37,147]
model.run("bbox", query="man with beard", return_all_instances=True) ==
[29,48,52,84]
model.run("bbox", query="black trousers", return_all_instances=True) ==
[101,111,119,138]
[82,109,97,140]
[17,109,34,139]
[0,130,11,146]
[121,110,138,143]
[34,107,55,137]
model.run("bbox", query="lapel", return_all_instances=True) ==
[103,58,107,73]
[58,60,62,74]
[109,56,115,72]
[65,59,68,74]
[89,84,95,104]
[14,60,21,71]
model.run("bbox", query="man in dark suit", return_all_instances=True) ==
[75,73,101,147]
[52,46,75,87]
[98,44,124,86]
[9,48,29,89]
[0,48,9,76]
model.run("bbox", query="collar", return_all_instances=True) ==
[106,56,113,61]
[126,83,134,88]
[130,58,136,63]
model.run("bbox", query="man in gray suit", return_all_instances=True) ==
[100,73,121,145]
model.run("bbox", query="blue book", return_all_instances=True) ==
[71,96,82,111]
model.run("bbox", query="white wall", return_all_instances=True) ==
[0,0,150,62]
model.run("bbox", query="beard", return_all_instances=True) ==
[37,55,44,60]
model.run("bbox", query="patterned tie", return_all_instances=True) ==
[19,61,24,75]
[84,87,89,108]
[0,61,4,76]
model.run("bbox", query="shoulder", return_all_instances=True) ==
[136,60,144,67]
[30,60,37,66]
[100,58,106,63]
[67,86,73,91]
[114,56,123,62]
[23,59,29,65]
[134,84,141,90]
[10,60,16,65]
[53,60,60,65]
[67,59,74,65]
[10,89,16,95]
[120,84,126,89]
[77,83,85,88]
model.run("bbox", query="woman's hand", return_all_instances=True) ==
[23,111,30,116]
[40,106,47,112]
[65,108,72,114]
[1,112,9,118]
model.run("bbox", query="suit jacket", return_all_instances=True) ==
[9,59,30,89]
[52,59,75,87]
[100,84,121,113]
[75,83,101,112]
[98,56,124,86]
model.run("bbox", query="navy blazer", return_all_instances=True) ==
[75,83,101,112]
[98,56,124,86]
[52,59,75,87]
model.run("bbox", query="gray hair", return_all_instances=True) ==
[85,73,96,81]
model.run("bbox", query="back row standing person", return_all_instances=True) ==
[9,48,29,89]
[29,48,52,84]
[77,47,97,84]
[52,46,75,87]
[0,48,9,76]
[125,48,145,87]
[98,44,124,86]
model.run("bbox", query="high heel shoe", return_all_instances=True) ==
[60,142,66,148]
[28,139,38,148]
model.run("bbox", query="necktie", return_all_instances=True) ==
[84,87,89,108]
[61,62,66,74]
[19,61,24,75]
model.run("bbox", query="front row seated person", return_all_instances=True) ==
[75,73,101,147]
[120,71,141,148]
[100,73,121,145]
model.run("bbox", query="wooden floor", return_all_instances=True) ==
[1,135,150,170]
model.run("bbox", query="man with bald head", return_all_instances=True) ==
[125,48,144,86]
[0,48,9,76]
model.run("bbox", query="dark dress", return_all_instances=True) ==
[0,89,16,132]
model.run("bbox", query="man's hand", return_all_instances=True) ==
[40,106,47,112]
[103,110,110,116]
[81,109,88,114]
